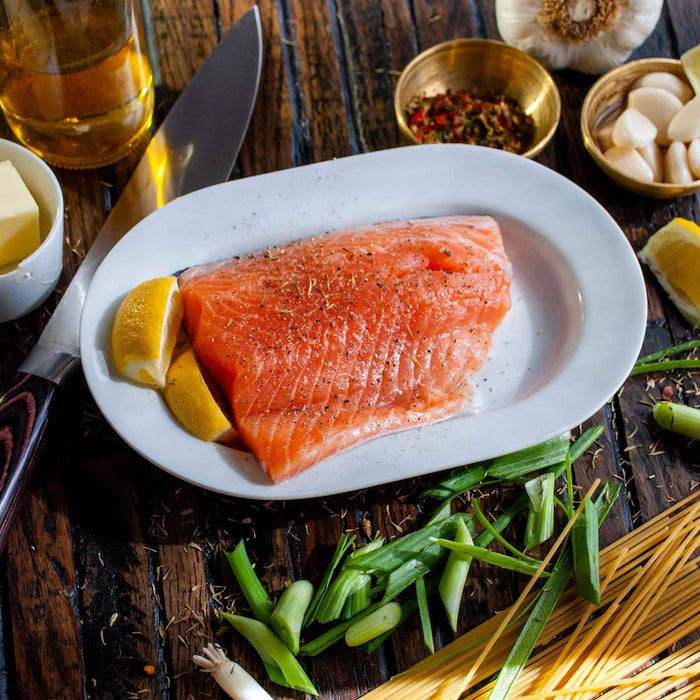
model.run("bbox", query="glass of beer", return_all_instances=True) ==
[0,0,155,169]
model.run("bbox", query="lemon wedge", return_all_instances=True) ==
[638,217,700,327]
[163,345,237,443]
[111,276,183,388]
[681,44,700,95]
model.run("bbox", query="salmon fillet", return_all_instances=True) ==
[178,215,512,483]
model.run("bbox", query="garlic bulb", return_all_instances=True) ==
[495,0,664,75]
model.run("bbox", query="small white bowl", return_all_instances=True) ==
[0,139,64,322]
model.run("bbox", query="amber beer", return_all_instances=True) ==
[0,0,154,168]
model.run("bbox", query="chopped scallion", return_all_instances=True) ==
[415,575,434,653]
[224,541,274,625]
[653,401,700,440]
[438,517,472,632]
[222,612,318,695]
[345,602,402,647]
[270,579,314,654]
[431,539,546,577]
[571,496,601,605]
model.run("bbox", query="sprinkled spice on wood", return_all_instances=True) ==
[407,90,536,154]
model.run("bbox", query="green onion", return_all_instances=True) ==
[523,472,556,549]
[348,513,472,576]
[653,401,700,440]
[487,434,570,480]
[224,541,274,625]
[438,517,472,632]
[421,433,570,498]
[222,612,318,695]
[471,498,540,563]
[415,575,434,653]
[569,425,604,462]
[571,496,601,606]
[298,602,384,656]
[487,549,573,700]
[487,479,620,699]
[631,339,700,375]
[270,579,314,654]
[345,576,372,617]
[345,602,402,647]
[303,533,355,628]
[314,539,382,623]
[363,577,439,654]
[431,539,546,577]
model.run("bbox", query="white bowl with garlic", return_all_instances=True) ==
[581,58,700,199]
[0,139,64,322]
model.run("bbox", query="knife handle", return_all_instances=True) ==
[0,371,57,552]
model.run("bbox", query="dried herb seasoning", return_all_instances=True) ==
[407,89,536,154]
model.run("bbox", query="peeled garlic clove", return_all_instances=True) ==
[667,96,700,142]
[637,140,664,181]
[604,145,655,182]
[628,86,684,146]
[664,141,694,184]
[632,71,694,103]
[611,108,657,148]
[688,139,700,179]
[596,121,615,151]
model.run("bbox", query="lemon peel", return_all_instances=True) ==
[163,346,236,443]
[638,217,700,327]
[111,276,183,388]
[681,43,700,96]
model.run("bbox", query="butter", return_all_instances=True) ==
[0,160,41,268]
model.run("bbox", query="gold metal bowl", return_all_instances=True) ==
[394,38,561,159]
[581,58,700,199]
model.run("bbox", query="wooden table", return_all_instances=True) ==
[1,1,699,698]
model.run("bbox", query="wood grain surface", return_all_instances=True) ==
[0,1,699,698]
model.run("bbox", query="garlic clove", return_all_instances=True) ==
[666,96,700,143]
[637,140,664,182]
[664,141,694,185]
[604,145,655,182]
[632,72,694,104]
[596,121,615,151]
[628,87,684,146]
[687,139,700,179]
[611,108,657,148]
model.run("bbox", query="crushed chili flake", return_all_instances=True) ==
[406,89,536,154]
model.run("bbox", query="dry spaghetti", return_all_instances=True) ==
[360,490,700,699]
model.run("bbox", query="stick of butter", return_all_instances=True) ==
[0,160,41,268]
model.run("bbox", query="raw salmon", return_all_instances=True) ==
[178,215,512,483]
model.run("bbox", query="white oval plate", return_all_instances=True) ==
[80,145,647,499]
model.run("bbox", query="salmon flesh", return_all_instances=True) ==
[178,215,512,483]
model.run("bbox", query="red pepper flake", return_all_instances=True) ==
[406,89,536,154]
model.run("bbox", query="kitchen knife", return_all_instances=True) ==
[0,6,263,551]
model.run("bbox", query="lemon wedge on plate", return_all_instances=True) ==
[638,217,700,327]
[163,345,237,443]
[111,276,183,388]
[681,43,700,95]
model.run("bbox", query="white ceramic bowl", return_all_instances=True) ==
[0,139,64,322]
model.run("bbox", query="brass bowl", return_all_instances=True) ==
[394,38,561,159]
[581,58,700,199]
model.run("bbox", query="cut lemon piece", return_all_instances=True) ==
[681,43,700,95]
[638,217,700,327]
[111,276,183,388]
[163,346,237,443]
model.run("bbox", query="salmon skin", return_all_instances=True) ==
[178,215,512,483]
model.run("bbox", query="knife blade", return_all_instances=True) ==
[0,6,263,551]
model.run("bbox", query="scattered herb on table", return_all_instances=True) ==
[406,89,536,153]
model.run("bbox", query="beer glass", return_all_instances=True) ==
[0,0,155,169]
